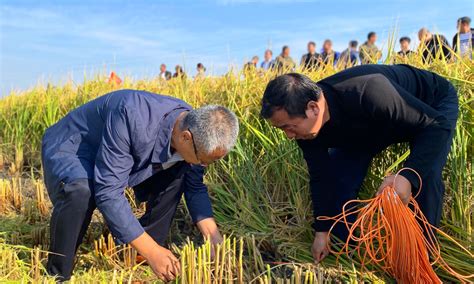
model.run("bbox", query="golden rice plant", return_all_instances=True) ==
[0,41,472,282]
[0,178,22,213]
[34,180,49,217]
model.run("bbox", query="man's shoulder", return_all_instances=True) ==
[119,90,191,111]
[296,138,326,155]
[453,33,458,42]
[320,65,381,81]
[434,34,449,42]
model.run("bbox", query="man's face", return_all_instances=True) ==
[308,44,316,54]
[460,22,470,33]
[418,30,428,41]
[265,51,272,61]
[252,57,259,64]
[323,41,332,52]
[267,101,324,140]
[400,40,409,51]
[283,48,290,57]
[369,35,377,44]
[177,129,228,167]
[160,65,166,72]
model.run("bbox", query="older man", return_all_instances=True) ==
[260,65,458,264]
[41,90,239,281]
[359,32,382,64]
[300,41,322,71]
[321,39,339,65]
[274,45,296,71]
[418,28,451,63]
[261,49,275,71]
[453,16,473,58]
[159,64,172,80]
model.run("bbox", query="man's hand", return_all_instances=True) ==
[148,246,181,282]
[312,231,330,264]
[130,232,180,282]
[197,218,223,259]
[377,174,412,205]
[197,217,223,244]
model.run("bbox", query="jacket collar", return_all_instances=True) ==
[317,82,341,130]
[151,106,191,164]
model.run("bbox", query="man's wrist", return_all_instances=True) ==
[196,217,222,242]
[315,231,329,237]
[130,232,162,260]
[399,170,420,190]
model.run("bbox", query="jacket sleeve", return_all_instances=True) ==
[360,74,454,189]
[93,105,144,244]
[298,141,336,232]
[183,165,214,223]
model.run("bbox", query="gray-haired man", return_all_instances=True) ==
[41,90,239,281]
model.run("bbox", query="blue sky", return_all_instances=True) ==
[0,0,472,95]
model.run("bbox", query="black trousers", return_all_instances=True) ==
[45,163,187,281]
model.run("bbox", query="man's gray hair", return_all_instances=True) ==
[181,105,239,154]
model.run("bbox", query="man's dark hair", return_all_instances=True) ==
[308,41,316,47]
[260,73,322,119]
[399,36,411,44]
[349,40,358,48]
[282,45,289,52]
[459,16,471,24]
[367,32,376,39]
[323,39,332,45]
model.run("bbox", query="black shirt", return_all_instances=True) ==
[297,64,453,231]
[300,52,322,70]
[397,50,415,57]
[321,51,337,64]
[421,34,451,63]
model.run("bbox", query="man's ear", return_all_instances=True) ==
[306,100,320,116]
[180,130,193,142]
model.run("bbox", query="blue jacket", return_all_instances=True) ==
[41,90,213,244]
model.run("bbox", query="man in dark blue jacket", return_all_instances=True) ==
[260,65,457,264]
[41,89,239,281]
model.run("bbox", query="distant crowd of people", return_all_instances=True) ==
[158,62,207,80]
[242,16,473,73]
[153,16,472,81]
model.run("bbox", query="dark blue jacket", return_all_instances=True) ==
[41,90,213,244]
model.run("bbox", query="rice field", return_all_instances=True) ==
[0,50,472,283]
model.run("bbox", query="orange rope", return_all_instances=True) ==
[318,168,473,283]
